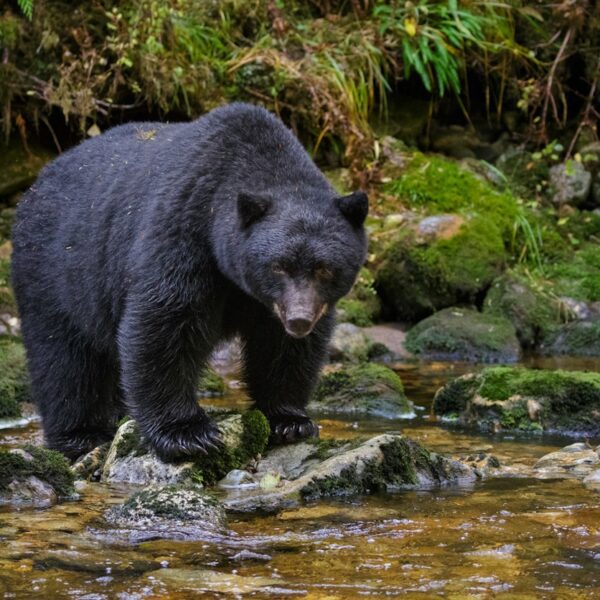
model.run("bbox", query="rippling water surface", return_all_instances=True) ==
[1,358,599,598]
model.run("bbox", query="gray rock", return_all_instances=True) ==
[105,483,227,541]
[549,161,592,206]
[328,322,373,362]
[223,434,476,514]
[534,443,600,480]
[4,476,57,508]
[101,420,196,485]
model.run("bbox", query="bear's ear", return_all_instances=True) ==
[238,192,272,228]
[335,191,368,228]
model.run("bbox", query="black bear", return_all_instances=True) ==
[11,103,368,461]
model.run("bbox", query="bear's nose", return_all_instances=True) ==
[285,317,313,338]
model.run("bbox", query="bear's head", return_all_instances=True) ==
[233,189,368,338]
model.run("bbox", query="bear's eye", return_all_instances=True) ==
[271,263,286,275]
[315,266,334,281]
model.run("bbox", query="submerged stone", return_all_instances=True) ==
[310,363,414,418]
[405,307,520,363]
[0,445,75,507]
[105,483,227,539]
[434,367,600,435]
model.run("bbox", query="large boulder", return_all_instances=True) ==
[373,153,517,322]
[405,307,520,363]
[434,367,600,435]
[0,445,75,507]
[222,434,476,513]
[98,410,270,486]
[309,363,414,418]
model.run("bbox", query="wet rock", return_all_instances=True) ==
[223,434,476,513]
[434,368,600,435]
[405,307,520,363]
[484,270,564,349]
[549,161,592,206]
[534,443,599,480]
[105,483,227,539]
[541,318,600,357]
[71,443,109,481]
[328,322,379,363]
[583,469,600,492]
[0,445,75,507]
[310,363,414,418]
[101,410,270,486]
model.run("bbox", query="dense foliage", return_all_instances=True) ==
[1,0,598,166]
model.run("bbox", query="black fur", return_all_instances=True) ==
[11,103,368,461]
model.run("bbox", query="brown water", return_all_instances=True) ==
[1,359,599,598]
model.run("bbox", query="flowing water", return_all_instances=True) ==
[1,358,599,598]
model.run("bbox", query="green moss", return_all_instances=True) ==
[337,267,381,327]
[301,437,455,500]
[0,339,30,419]
[483,270,563,348]
[384,153,518,227]
[312,363,413,418]
[191,410,270,485]
[115,424,145,459]
[376,216,509,321]
[435,367,600,435]
[0,445,74,497]
[405,307,520,362]
[197,367,226,397]
[546,243,600,302]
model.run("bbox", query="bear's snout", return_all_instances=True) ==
[274,280,327,339]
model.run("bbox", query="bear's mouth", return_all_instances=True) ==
[273,303,328,338]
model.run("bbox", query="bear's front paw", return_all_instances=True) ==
[269,415,319,445]
[149,416,222,462]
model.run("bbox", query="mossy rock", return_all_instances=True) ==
[102,411,270,487]
[197,367,226,397]
[0,338,30,419]
[483,270,564,349]
[405,307,520,363]
[337,267,381,327]
[375,216,509,322]
[310,363,414,418]
[541,319,600,357]
[434,367,600,435]
[373,153,517,321]
[0,445,75,505]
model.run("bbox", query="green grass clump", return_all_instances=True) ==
[546,244,600,302]
[0,445,74,497]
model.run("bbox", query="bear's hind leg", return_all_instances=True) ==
[24,318,120,460]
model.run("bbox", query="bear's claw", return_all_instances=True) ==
[149,417,223,462]
[270,417,319,444]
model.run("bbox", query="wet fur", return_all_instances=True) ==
[11,103,367,461]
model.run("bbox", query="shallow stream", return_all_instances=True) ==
[1,358,599,598]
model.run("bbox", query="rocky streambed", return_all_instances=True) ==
[1,345,599,597]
